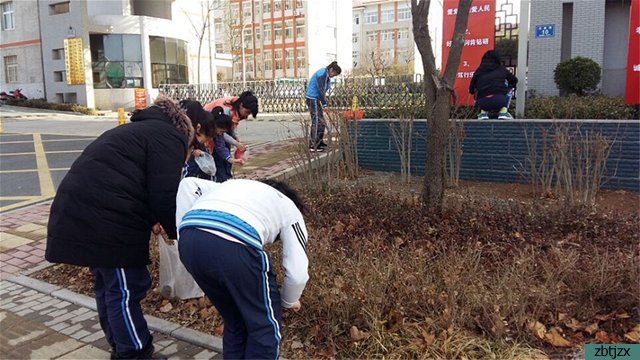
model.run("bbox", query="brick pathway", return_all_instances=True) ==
[0,281,221,359]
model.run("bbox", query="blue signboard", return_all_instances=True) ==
[535,24,555,38]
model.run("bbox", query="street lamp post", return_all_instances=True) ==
[241,22,251,88]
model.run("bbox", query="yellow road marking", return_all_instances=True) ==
[32,133,55,197]
[0,195,51,212]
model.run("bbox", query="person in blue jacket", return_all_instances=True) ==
[306,61,341,152]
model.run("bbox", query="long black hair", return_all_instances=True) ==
[261,179,307,214]
[210,106,233,132]
[327,61,342,75]
[231,91,259,118]
[179,99,215,138]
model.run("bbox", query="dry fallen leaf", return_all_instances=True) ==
[291,341,304,350]
[421,331,435,346]
[350,325,370,342]
[332,221,345,236]
[159,302,173,313]
[565,318,584,332]
[584,322,598,335]
[544,327,572,347]
[623,324,640,343]
[595,330,611,343]
[527,320,547,340]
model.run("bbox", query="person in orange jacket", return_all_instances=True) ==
[203,91,259,182]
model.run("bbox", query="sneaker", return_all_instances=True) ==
[498,112,514,120]
[477,112,489,120]
[309,146,324,152]
[318,140,328,148]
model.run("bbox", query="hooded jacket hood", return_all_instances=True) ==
[474,50,502,75]
[130,94,195,146]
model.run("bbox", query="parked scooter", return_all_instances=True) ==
[0,88,27,101]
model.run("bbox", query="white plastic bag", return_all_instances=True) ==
[157,234,204,300]
[194,152,216,176]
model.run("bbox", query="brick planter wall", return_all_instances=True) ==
[350,119,639,191]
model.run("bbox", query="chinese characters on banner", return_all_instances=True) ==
[134,88,147,110]
[624,0,639,104]
[441,0,496,105]
[64,37,85,85]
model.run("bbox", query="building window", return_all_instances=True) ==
[91,34,146,88]
[352,50,359,66]
[1,1,14,30]
[264,51,272,71]
[296,19,304,39]
[215,42,224,53]
[284,20,293,41]
[296,48,305,72]
[4,55,17,83]
[381,9,394,23]
[398,7,411,20]
[366,31,377,42]
[273,0,281,13]
[284,0,291,11]
[295,0,303,10]
[246,55,254,72]
[381,30,394,41]
[52,48,64,60]
[148,36,188,87]
[397,29,410,40]
[263,0,270,13]
[242,1,251,18]
[274,49,282,70]
[243,28,252,47]
[352,33,358,44]
[285,49,293,69]
[364,12,377,24]
[274,23,282,41]
[254,26,261,42]
[353,13,359,25]
[49,1,70,15]
[263,23,271,42]
[53,70,65,82]
[231,4,240,24]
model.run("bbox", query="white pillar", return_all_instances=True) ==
[516,0,530,118]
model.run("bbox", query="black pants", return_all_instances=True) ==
[306,98,325,147]
[179,228,282,359]
[91,266,154,359]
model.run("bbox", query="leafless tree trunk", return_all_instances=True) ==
[411,0,471,211]
[183,0,218,85]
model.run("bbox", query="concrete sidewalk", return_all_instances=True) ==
[0,135,329,359]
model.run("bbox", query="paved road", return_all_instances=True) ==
[0,116,305,212]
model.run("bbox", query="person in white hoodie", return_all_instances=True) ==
[175,177,309,359]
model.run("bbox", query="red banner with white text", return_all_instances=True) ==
[625,0,640,104]
[441,0,496,105]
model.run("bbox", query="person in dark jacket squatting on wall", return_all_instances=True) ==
[175,177,309,359]
[469,50,518,120]
[45,95,194,360]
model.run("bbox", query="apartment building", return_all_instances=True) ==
[1,0,230,110]
[0,0,45,99]
[352,0,414,74]
[221,0,352,81]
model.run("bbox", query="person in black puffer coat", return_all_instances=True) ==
[469,50,518,120]
[46,95,194,360]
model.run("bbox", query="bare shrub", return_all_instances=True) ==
[518,123,614,207]
[446,119,465,186]
[388,116,414,183]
